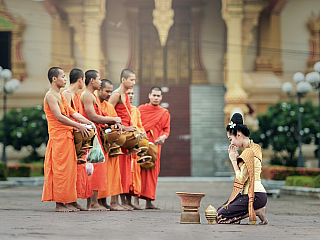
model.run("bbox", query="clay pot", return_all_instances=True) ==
[176,192,206,224]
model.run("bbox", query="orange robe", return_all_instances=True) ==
[42,93,77,203]
[138,103,170,200]
[80,93,108,192]
[130,106,144,196]
[71,93,93,199]
[98,101,123,199]
[114,93,133,194]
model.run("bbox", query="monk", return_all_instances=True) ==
[42,67,94,212]
[97,79,127,211]
[108,69,137,210]
[62,68,93,211]
[81,70,122,211]
[127,88,146,210]
[138,86,171,209]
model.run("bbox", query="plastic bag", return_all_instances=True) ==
[86,135,105,163]
[86,162,94,176]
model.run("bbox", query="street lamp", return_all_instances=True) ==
[306,62,320,168]
[282,72,312,167]
[0,67,20,163]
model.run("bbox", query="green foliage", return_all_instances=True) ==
[0,105,48,161]
[7,163,44,177]
[0,162,8,181]
[285,175,320,188]
[261,166,320,180]
[251,100,318,166]
[314,175,320,188]
[286,176,315,187]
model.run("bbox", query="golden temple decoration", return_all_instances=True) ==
[307,12,320,72]
[152,0,174,47]
[0,0,26,81]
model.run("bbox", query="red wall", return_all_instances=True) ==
[139,86,191,176]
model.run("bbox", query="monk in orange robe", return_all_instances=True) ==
[42,67,94,212]
[127,88,146,210]
[80,70,122,211]
[138,86,171,209]
[109,69,137,210]
[62,68,93,211]
[96,79,127,211]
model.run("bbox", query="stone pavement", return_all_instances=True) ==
[0,179,320,240]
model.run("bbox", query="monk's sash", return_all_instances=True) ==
[138,103,168,133]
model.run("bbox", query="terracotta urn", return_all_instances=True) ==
[176,192,206,224]
[205,205,217,224]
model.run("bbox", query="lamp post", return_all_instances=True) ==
[306,61,320,168]
[0,67,20,163]
[282,72,312,167]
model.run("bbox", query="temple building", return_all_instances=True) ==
[1,0,320,176]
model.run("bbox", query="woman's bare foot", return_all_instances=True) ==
[72,202,87,211]
[55,203,72,212]
[88,203,109,211]
[65,203,80,212]
[256,207,268,225]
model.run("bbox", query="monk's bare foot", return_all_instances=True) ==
[121,204,134,211]
[256,207,268,225]
[110,203,127,211]
[99,201,111,210]
[88,203,109,211]
[65,203,80,212]
[145,203,160,210]
[72,202,87,211]
[128,202,142,210]
[55,203,72,212]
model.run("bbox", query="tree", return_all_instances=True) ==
[0,105,48,162]
[251,100,317,166]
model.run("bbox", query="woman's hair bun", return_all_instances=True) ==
[231,113,243,125]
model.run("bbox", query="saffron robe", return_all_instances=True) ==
[42,93,77,203]
[69,92,93,199]
[114,93,133,194]
[80,93,108,192]
[130,106,144,196]
[98,101,123,199]
[138,103,170,200]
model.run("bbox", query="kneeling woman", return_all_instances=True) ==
[217,113,268,225]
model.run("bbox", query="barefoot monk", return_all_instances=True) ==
[138,87,171,209]
[42,67,94,212]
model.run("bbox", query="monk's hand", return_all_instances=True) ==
[114,117,122,125]
[115,123,122,134]
[122,126,136,132]
[78,124,90,138]
[155,135,166,145]
[140,132,147,140]
[89,122,97,135]
[228,144,239,161]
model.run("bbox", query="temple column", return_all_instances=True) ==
[191,5,207,84]
[222,0,248,123]
[61,0,107,75]
[256,0,286,75]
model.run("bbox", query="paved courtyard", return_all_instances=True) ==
[0,179,320,240]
